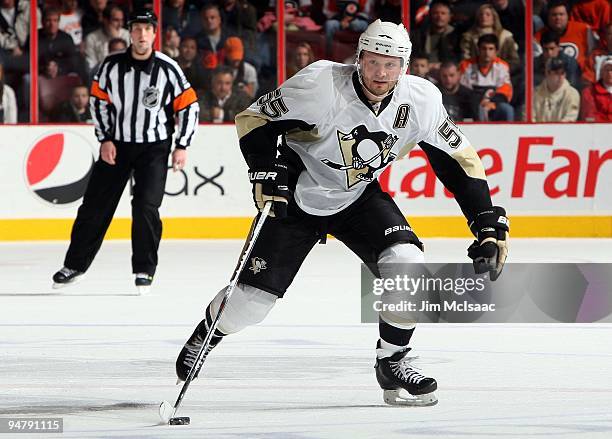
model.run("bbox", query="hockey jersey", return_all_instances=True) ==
[458,57,513,103]
[236,60,491,219]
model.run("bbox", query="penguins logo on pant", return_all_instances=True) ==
[321,125,398,188]
[249,257,267,274]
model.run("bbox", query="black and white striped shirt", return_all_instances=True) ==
[90,49,199,148]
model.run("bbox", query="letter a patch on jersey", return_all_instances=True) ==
[320,124,398,189]
[393,104,410,128]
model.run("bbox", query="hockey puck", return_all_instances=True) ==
[169,417,190,425]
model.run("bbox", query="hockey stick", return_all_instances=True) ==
[159,201,273,425]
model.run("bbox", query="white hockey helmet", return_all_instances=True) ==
[357,19,412,70]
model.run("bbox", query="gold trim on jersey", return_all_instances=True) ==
[235,109,270,139]
[451,146,487,180]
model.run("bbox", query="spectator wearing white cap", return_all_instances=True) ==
[581,57,612,121]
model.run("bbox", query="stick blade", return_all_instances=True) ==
[159,400,174,424]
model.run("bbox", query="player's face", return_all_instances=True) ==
[360,51,403,96]
[548,7,568,32]
[130,23,156,56]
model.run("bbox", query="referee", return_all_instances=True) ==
[52,9,199,294]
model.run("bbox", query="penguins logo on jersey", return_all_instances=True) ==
[321,125,398,188]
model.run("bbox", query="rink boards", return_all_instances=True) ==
[0,123,610,239]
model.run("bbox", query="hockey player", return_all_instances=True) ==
[176,20,509,406]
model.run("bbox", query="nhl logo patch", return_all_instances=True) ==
[143,87,159,108]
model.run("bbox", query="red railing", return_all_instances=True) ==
[525,0,534,122]
[26,0,546,124]
[29,2,38,123]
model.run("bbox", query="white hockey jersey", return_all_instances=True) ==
[236,60,486,216]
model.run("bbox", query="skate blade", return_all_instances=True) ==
[159,400,174,423]
[136,285,151,295]
[383,389,438,407]
[52,274,85,289]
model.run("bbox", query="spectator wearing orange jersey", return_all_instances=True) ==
[535,0,596,79]
[459,34,514,121]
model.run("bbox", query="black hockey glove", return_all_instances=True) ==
[248,156,290,218]
[467,206,509,281]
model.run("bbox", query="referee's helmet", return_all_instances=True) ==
[128,9,158,29]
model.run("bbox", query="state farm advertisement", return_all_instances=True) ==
[383,124,612,215]
[0,124,610,219]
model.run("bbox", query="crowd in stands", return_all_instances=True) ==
[0,0,609,124]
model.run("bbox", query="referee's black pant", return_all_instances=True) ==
[64,139,172,276]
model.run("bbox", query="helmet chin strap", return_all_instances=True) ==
[361,83,394,102]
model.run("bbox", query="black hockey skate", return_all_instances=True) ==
[375,343,438,406]
[134,273,153,295]
[52,267,85,289]
[175,309,224,382]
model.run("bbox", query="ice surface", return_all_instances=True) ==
[1,239,612,438]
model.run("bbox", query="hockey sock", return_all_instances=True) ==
[377,317,415,358]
